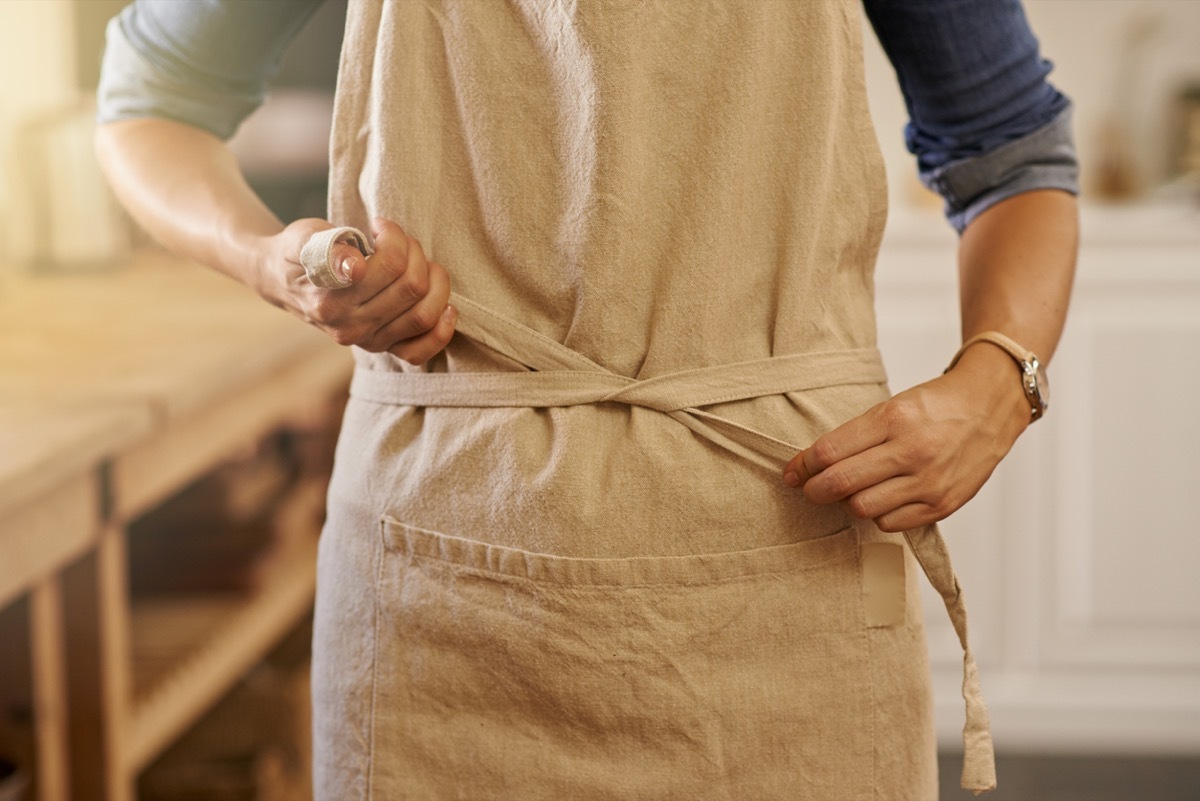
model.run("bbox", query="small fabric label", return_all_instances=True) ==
[861,541,906,628]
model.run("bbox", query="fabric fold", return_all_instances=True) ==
[318,226,996,793]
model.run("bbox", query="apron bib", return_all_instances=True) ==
[313,1,995,797]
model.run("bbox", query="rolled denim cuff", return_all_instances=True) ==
[920,105,1080,234]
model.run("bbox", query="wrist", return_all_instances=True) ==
[946,343,1033,440]
[209,196,285,301]
[227,227,287,307]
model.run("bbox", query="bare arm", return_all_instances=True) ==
[96,117,456,363]
[97,118,282,289]
[784,189,1078,531]
[957,189,1077,363]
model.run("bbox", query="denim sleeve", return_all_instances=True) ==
[862,0,1080,232]
[96,0,326,140]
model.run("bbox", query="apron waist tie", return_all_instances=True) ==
[351,344,887,474]
[320,231,996,792]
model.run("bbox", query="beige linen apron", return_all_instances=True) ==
[312,1,995,798]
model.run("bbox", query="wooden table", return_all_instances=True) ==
[0,253,352,800]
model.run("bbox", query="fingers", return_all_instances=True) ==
[873,502,941,534]
[350,218,416,301]
[783,439,935,532]
[780,379,999,530]
[289,217,455,364]
[840,475,921,522]
[799,444,909,505]
[783,405,889,486]
[369,218,411,277]
[388,304,458,366]
[805,410,890,476]
[315,218,418,302]
[363,259,452,351]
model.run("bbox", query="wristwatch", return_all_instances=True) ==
[945,331,1050,422]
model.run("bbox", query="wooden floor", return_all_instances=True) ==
[939,753,1200,801]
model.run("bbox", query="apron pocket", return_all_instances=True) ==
[369,517,874,801]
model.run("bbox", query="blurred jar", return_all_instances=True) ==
[9,95,131,273]
[1171,84,1200,204]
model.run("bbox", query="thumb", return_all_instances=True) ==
[293,220,372,290]
[783,449,805,487]
[329,241,367,285]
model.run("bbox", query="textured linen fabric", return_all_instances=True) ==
[310,1,992,798]
[95,0,1078,230]
[88,0,1063,796]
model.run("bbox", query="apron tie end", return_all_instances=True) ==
[960,654,997,794]
[960,725,997,793]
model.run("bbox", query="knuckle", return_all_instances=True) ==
[887,396,931,430]
[880,400,915,428]
[405,270,431,299]
[329,327,358,347]
[330,322,371,347]
[373,219,403,247]
[826,467,855,498]
[408,304,440,333]
[905,438,935,465]
[376,251,407,278]
[323,316,374,347]
[810,438,838,468]
[309,295,336,324]
[847,494,873,520]
[929,493,955,520]
[875,516,902,533]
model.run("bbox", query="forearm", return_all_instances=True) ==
[958,189,1077,360]
[950,189,1079,435]
[95,116,456,364]
[783,188,1079,529]
[95,117,283,294]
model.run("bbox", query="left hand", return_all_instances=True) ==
[782,348,1031,532]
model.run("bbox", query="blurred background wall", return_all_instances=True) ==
[864,0,1200,208]
[4,0,1197,266]
[860,1,1200,788]
[0,0,347,271]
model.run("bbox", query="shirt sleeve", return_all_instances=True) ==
[96,0,327,140]
[862,0,1080,233]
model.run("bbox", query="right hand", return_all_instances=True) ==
[259,216,457,366]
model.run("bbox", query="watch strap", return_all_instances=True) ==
[945,331,1036,373]
[945,330,1046,422]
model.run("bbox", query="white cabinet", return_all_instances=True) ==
[874,204,1200,755]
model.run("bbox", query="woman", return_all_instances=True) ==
[96,1,1078,797]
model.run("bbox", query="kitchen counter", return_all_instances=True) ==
[0,252,352,801]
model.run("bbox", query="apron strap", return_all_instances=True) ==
[327,231,997,793]
[904,526,997,794]
[350,347,886,474]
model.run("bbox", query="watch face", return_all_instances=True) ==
[1024,358,1049,418]
[1035,363,1050,408]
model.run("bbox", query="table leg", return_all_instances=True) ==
[28,577,70,801]
[64,526,133,801]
